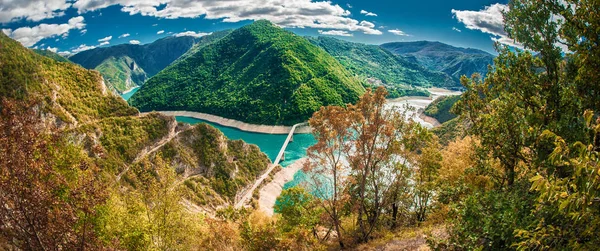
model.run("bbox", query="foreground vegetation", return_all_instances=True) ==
[1,0,599,250]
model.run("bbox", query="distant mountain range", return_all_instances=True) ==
[307,36,455,88]
[61,21,494,125]
[129,20,365,125]
[68,31,230,93]
[381,41,494,83]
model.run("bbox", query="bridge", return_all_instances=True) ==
[234,122,309,208]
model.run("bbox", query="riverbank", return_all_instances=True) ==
[121,85,140,95]
[258,158,308,216]
[148,111,312,135]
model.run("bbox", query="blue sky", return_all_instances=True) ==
[1,0,511,55]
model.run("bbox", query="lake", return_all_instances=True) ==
[120,87,140,101]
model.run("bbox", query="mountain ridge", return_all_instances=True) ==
[69,31,230,93]
[381,41,495,83]
[130,20,365,125]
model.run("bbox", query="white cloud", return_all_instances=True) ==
[72,0,382,35]
[98,35,112,42]
[346,4,352,9]
[46,46,58,52]
[318,30,352,37]
[129,40,140,44]
[80,29,87,35]
[99,41,110,46]
[452,4,522,48]
[157,30,164,34]
[152,23,158,26]
[388,29,408,36]
[360,10,378,17]
[174,31,211,38]
[452,4,507,38]
[72,44,96,53]
[452,27,462,32]
[0,0,71,23]
[118,33,130,38]
[3,16,86,47]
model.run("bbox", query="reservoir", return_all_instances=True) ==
[120,86,140,101]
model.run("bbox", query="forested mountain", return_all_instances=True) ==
[381,41,494,83]
[130,21,365,125]
[68,31,230,93]
[0,32,271,248]
[308,36,455,88]
[33,49,71,63]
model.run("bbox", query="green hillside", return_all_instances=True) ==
[33,49,71,63]
[307,36,455,89]
[381,41,494,83]
[424,95,460,123]
[69,32,230,93]
[130,20,365,125]
[0,32,270,210]
[95,56,148,93]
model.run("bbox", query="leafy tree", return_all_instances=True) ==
[275,187,322,234]
[450,0,600,249]
[0,99,107,250]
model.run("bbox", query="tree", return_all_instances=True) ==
[413,138,442,222]
[275,187,322,234]
[450,0,600,249]
[304,103,352,248]
[305,87,436,245]
[0,99,107,250]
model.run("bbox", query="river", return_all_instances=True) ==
[122,87,460,206]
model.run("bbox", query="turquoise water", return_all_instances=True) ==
[175,116,316,166]
[120,87,140,101]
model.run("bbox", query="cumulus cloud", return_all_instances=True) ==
[388,29,408,36]
[360,10,378,17]
[174,31,211,38]
[318,30,352,37]
[98,35,112,42]
[72,44,96,53]
[452,4,522,48]
[129,40,140,44]
[72,0,382,35]
[3,16,86,47]
[99,41,109,46]
[157,30,164,34]
[0,0,71,23]
[118,33,130,38]
[452,27,462,32]
[46,46,58,52]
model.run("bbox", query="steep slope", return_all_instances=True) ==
[424,95,460,123]
[0,33,270,210]
[95,56,148,93]
[308,37,455,88]
[381,41,495,83]
[130,20,365,125]
[69,32,229,93]
[33,49,71,63]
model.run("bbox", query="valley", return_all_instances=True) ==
[3,1,592,248]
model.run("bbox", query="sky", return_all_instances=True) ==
[0,0,513,55]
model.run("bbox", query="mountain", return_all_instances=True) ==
[130,20,365,125]
[424,95,460,123]
[33,49,71,63]
[0,32,270,210]
[307,36,455,88]
[381,41,495,83]
[69,31,230,94]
